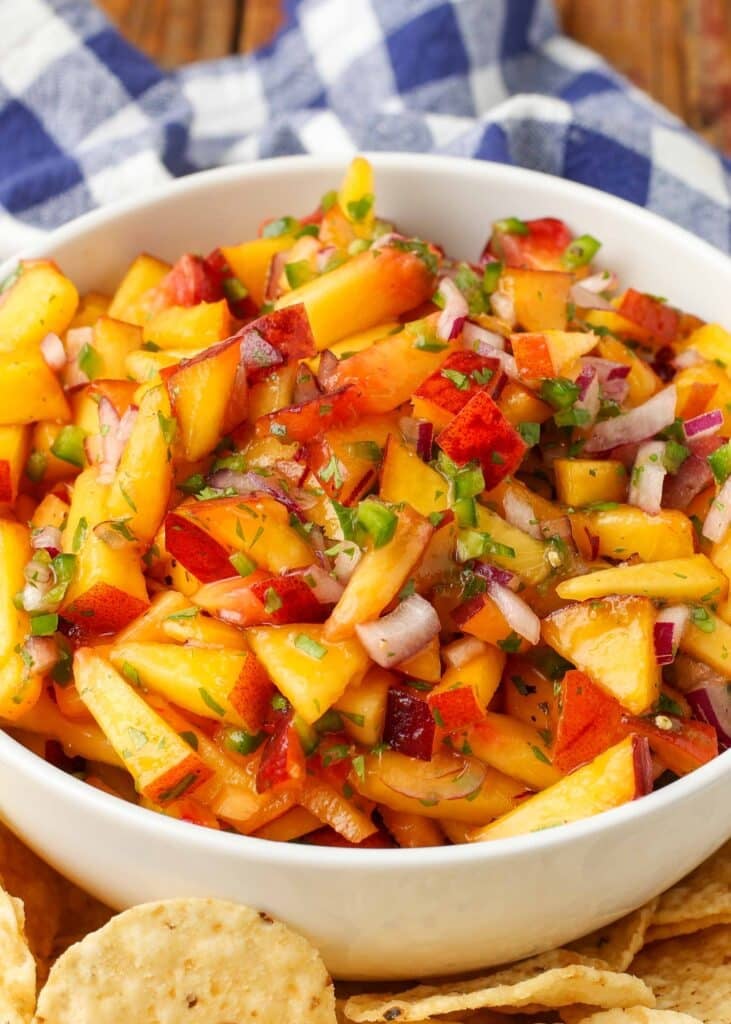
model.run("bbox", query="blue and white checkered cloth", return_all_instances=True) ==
[1,0,730,260]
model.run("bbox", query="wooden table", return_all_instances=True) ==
[98,0,731,155]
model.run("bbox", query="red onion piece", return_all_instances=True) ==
[581,357,630,383]
[502,491,541,539]
[316,349,339,392]
[436,278,468,342]
[301,564,344,604]
[40,332,66,372]
[673,348,703,370]
[488,582,540,646]
[23,636,59,676]
[579,270,619,294]
[97,402,138,485]
[292,364,321,405]
[702,477,731,542]
[628,441,667,515]
[472,562,517,589]
[64,326,94,388]
[490,289,515,327]
[264,251,288,303]
[93,520,136,549]
[571,287,613,311]
[371,232,409,251]
[686,684,731,750]
[377,750,487,801]
[31,525,62,555]
[355,595,440,669]
[399,417,434,461]
[575,367,600,424]
[316,246,337,273]
[329,541,362,584]
[462,321,505,352]
[584,386,676,454]
[442,636,488,668]
[683,409,723,441]
[206,469,314,516]
[654,605,689,666]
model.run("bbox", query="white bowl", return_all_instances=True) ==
[0,155,730,981]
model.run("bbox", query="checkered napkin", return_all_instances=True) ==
[1,0,729,261]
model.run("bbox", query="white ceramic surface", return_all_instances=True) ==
[0,155,730,980]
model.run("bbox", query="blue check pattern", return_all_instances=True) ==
[0,0,729,258]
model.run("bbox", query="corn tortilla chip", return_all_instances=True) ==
[630,924,731,1024]
[568,900,659,971]
[0,887,37,1024]
[645,913,731,945]
[562,1009,703,1024]
[34,898,336,1023]
[344,951,654,1022]
[651,843,730,931]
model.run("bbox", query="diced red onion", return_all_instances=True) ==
[571,287,613,310]
[206,469,314,515]
[436,278,468,342]
[329,541,362,583]
[40,332,66,372]
[462,321,505,352]
[581,357,631,383]
[300,564,344,604]
[683,409,723,441]
[20,569,55,613]
[472,562,518,590]
[702,477,731,542]
[502,491,541,539]
[31,526,62,555]
[64,326,94,388]
[274,458,308,487]
[579,270,619,295]
[442,636,489,668]
[673,348,704,369]
[488,582,540,646]
[628,441,667,515]
[97,402,138,485]
[399,417,434,461]
[460,331,518,380]
[355,594,440,669]
[316,349,339,392]
[686,683,731,750]
[264,251,288,303]
[377,751,487,803]
[292,365,321,405]
[575,366,600,424]
[653,606,689,666]
[490,289,516,327]
[23,636,59,676]
[316,246,337,273]
[23,557,53,587]
[93,520,135,549]
[602,375,630,405]
[584,386,676,454]
[371,232,409,251]
[541,516,576,553]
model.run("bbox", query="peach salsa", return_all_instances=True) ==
[0,157,729,850]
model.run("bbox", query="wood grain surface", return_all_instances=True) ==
[97,0,730,155]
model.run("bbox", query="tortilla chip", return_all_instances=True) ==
[343,951,654,1022]
[0,887,37,1024]
[651,843,730,933]
[630,924,731,1024]
[562,1009,703,1024]
[33,898,336,1023]
[645,913,731,945]
[568,900,659,971]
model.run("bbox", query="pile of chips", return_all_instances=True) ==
[0,822,727,1023]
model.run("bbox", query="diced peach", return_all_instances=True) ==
[275,246,436,350]
[427,647,504,730]
[473,503,550,585]
[161,610,249,649]
[512,330,597,382]
[503,657,559,739]
[497,380,553,427]
[83,317,142,380]
[618,289,679,345]
[307,413,399,505]
[569,506,695,562]
[542,595,659,715]
[412,351,503,430]
[556,555,726,604]
[0,351,70,425]
[0,426,29,505]
[453,593,527,651]
[11,692,120,765]
[299,777,377,844]
[110,641,273,733]
[74,648,212,803]
[221,235,297,308]
[437,391,527,490]
[165,334,247,461]
[471,735,652,841]
[142,300,231,351]
[398,636,441,683]
[256,386,361,444]
[107,254,171,325]
[461,712,561,790]
[335,666,394,746]
[324,505,433,641]
[596,336,662,406]
[487,217,572,271]
[379,436,449,518]
[496,269,572,331]
[554,459,627,507]
[0,260,78,354]
[247,624,371,724]
[583,308,653,346]
[253,806,321,842]
[379,808,445,847]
